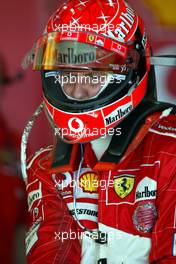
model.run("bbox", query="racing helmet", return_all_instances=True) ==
[32,0,151,143]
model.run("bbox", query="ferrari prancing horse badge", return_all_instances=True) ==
[114,174,135,199]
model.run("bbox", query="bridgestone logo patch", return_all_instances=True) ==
[67,202,98,222]
[70,208,98,217]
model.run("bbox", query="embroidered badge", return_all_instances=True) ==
[133,202,157,233]
[114,174,135,199]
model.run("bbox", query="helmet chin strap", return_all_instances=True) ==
[91,135,112,160]
[21,102,44,184]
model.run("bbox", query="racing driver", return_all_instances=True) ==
[23,0,176,263]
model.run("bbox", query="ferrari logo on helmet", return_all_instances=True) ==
[87,35,95,43]
[114,174,135,199]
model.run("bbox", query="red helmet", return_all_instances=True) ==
[33,0,151,143]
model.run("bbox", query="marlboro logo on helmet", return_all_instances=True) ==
[56,42,96,65]
[32,32,140,71]
[57,48,95,64]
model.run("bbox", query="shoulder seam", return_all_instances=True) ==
[27,146,52,170]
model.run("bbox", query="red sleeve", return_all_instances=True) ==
[150,170,176,263]
[26,155,81,264]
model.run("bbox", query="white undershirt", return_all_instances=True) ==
[90,135,112,160]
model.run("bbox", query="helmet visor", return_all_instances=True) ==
[33,32,140,73]
[48,70,114,101]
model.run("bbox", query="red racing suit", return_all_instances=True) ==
[26,110,176,263]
